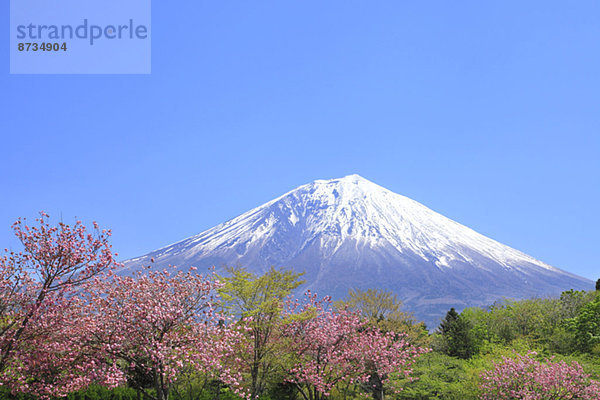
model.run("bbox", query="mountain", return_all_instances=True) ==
[122,174,593,327]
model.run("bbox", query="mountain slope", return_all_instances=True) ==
[123,175,592,327]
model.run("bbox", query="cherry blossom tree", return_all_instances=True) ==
[283,292,428,400]
[0,212,119,397]
[0,214,245,400]
[479,352,600,400]
[2,294,124,397]
[357,329,429,400]
[83,268,245,400]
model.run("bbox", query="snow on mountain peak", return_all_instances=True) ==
[137,174,556,274]
[273,175,548,269]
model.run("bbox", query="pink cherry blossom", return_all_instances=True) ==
[82,268,244,400]
[479,352,600,400]
[283,292,429,400]
[0,213,118,398]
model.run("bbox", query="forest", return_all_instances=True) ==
[1,214,599,400]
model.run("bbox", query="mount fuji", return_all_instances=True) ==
[123,175,592,327]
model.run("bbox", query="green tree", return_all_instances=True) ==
[217,266,304,399]
[438,308,459,336]
[559,289,595,320]
[571,295,600,353]
[437,308,476,359]
[596,278,600,292]
[338,288,403,321]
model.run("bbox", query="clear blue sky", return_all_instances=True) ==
[1,1,598,280]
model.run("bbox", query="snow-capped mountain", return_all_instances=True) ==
[123,174,592,327]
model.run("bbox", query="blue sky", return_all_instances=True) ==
[1,1,599,281]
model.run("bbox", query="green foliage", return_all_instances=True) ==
[570,293,600,353]
[460,290,599,355]
[217,266,305,399]
[438,308,459,335]
[478,299,549,343]
[217,266,305,318]
[437,308,477,359]
[559,289,595,319]
[395,352,477,400]
[261,381,298,400]
[66,386,138,400]
[0,385,139,400]
[545,324,577,354]
[337,288,403,321]
[336,288,430,347]
[171,383,241,400]
[0,387,37,400]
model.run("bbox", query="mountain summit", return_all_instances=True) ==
[123,175,592,326]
